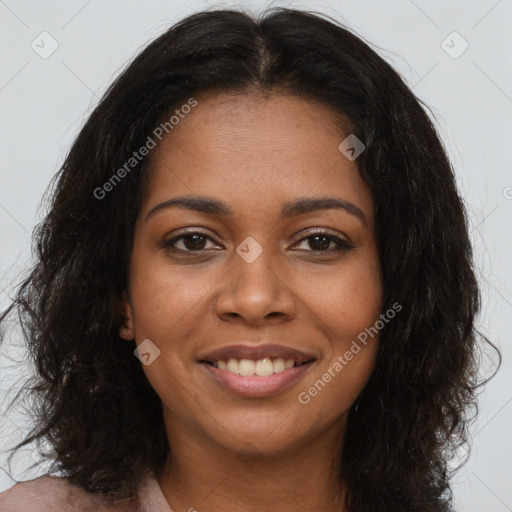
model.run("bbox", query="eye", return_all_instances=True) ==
[161,229,354,255]
[161,230,221,253]
[292,230,354,253]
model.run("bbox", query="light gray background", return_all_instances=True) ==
[0,1,511,510]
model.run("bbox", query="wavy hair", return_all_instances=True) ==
[0,7,499,511]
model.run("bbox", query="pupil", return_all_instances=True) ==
[310,235,329,251]
[184,234,206,250]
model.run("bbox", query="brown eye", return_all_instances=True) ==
[293,231,354,253]
[180,233,207,251]
[162,231,220,253]
[307,234,331,251]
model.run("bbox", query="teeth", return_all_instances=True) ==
[213,357,298,376]
[239,359,255,376]
[273,358,286,373]
[255,358,274,376]
[227,358,239,374]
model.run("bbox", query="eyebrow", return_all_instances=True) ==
[145,195,368,226]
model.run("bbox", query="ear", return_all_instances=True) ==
[119,290,135,340]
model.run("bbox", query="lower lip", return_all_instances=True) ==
[199,361,315,398]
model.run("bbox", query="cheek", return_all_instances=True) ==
[332,271,382,340]
[127,251,209,413]
[294,252,382,409]
[299,254,383,344]
[128,253,214,339]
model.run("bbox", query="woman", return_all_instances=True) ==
[0,6,498,511]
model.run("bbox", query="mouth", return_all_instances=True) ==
[199,357,315,376]
[197,344,317,397]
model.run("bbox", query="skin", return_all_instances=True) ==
[120,90,383,512]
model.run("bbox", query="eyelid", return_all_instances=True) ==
[290,227,351,244]
[290,229,355,254]
[162,228,222,249]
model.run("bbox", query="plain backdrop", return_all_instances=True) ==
[0,1,511,510]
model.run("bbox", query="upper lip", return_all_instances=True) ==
[198,344,316,365]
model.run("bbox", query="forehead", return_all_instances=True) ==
[143,91,374,224]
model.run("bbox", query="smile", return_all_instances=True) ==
[202,357,310,376]
[199,358,316,397]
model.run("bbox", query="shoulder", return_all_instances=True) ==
[0,475,137,512]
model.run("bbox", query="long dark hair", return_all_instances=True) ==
[0,7,499,511]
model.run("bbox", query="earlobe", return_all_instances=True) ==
[119,291,135,340]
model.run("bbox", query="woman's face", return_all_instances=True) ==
[120,91,383,456]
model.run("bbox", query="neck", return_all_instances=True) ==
[157,413,348,512]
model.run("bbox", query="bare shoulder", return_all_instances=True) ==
[0,475,136,512]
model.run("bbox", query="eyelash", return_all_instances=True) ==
[161,229,354,255]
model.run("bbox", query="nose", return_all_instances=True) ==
[214,244,296,326]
